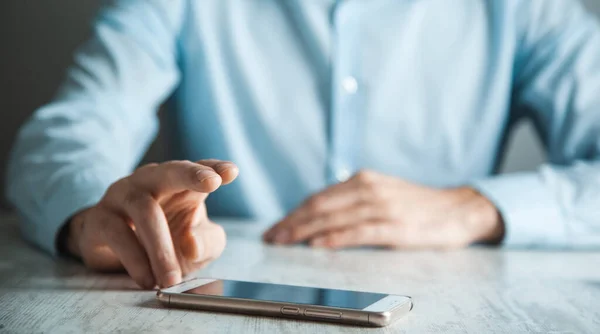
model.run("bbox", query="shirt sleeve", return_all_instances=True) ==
[473,0,600,249]
[5,0,186,255]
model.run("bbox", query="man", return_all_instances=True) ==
[6,0,600,289]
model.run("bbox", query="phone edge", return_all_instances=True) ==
[156,279,412,327]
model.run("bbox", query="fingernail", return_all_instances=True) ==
[162,270,181,288]
[196,170,219,182]
[220,166,239,175]
[273,230,290,244]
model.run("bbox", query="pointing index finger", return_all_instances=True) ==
[196,159,239,185]
[130,160,238,196]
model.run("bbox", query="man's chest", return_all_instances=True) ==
[174,0,520,184]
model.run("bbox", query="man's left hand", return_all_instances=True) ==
[263,170,504,249]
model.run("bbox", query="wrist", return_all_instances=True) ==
[454,187,505,245]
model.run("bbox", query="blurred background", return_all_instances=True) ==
[1,0,600,211]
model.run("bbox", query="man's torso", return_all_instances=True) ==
[165,0,523,218]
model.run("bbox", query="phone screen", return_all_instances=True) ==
[183,280,388,310]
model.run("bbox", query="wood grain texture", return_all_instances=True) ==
[1,215,599,333]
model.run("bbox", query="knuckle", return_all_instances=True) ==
[164,167,179,185]
[154,249,168,264]
[97,195,112,209]
[354,170,376,185]
[124,189,151,208]
[163,160,181,174]
[160,161,186,180]
[153,249,176,269]
[132,164,158,182]
[306,196,325,214]
[105,178,128,198]
[138,163,159,172]
[355,171,379,193]
[165,160,197,180]
[162,160,181,167]
[164,160,191,168]
[124,191,157,221]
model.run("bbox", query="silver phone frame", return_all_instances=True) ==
[157,278,412,327]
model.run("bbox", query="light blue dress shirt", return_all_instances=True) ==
[6,0,600,254]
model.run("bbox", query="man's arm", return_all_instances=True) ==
[6,0,186,254]
[474,0,600,248]
[264,0,600,250]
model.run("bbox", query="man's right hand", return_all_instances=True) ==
[64,160,239,289]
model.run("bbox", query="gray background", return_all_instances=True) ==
[1,0,600,209]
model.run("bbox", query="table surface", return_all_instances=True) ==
[1,215,600,334]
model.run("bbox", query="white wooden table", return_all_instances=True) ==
[1,214,599,333]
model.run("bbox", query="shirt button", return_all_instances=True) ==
[335,167,352,183]
[342,76,358,94]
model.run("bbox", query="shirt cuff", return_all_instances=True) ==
[471,172,567,248]
[27,170,113,256]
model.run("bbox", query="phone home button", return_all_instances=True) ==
[281,306,300,315]
[304,309,342,319]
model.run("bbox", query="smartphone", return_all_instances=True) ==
[157,278,412,327]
